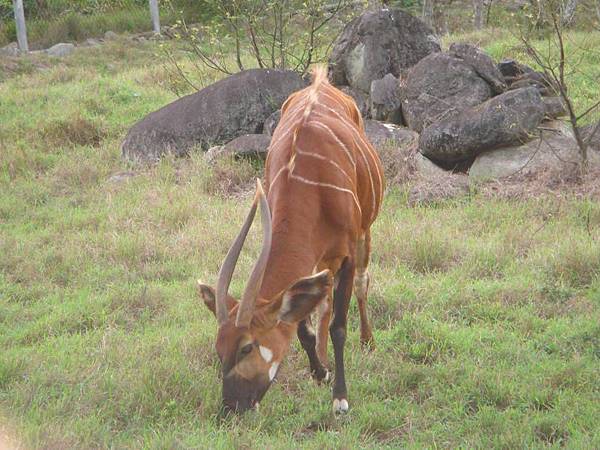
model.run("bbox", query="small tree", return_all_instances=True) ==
[519,0,600,171]
[164,0,356,89]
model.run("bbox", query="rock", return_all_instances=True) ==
[370,73,402,123]
[448,43,506,94]
[401,52,492,133]
[498,59,556,96]
[419,87,545,165]
[122,69,306,162]
[580,122,600,152]
[46,43,75,57]
[104,31,118,40]
[497,59,529,79]
[469,127,600,180]
[339,86,370,119]
[83,38,102,47]
[0,42,20,57]
[329,8,440,94]
[263,110,281,137]
[414,153,448,177]
[543,97,567,119]
[220,134,271,160]
[364,120,419,153]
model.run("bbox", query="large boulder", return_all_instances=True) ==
[448,43,506,94]
[498,59,556,96]
[370,74,402,123]
[329,8,440,94]
[263,110,281,137]
[469,126,600,180]
[339,86,370,119]
[419,87,545,165]
[205,134,271,163]
[401,52,492,133]
[581,122,600,151]
[364,120,419,153]
[121,69,306,162]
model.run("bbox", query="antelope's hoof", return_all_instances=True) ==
[313,368,331,385]
[360,336,375,351]
[332,397,349,414]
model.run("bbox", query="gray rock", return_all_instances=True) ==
[220,134,271,160]
[104,31,118,40]
[414,153,448,177]
[401,52,492,133]
[263,110,281,137]
[469,127,600,180]
[370,74,402,123]
[0,42,20,57]
[543,97,567,119]
[339,85,370,119]
[46,43,75,57]
[83,38,102,47]
[122,69,306,162]
[419,87,545,164]
[497,59,530,79]
[580,122,600,152]
[449,43,506,94]
[329,8,440,94]
[364,120,419,153]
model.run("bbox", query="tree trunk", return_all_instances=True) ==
[422,0,434,29]
[13,0,28,52]
[149,0,160,35]
[473,0,484,29]
[561,0,580,26]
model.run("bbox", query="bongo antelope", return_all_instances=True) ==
[197,66,384,414]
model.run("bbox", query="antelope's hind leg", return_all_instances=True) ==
[355,232,374,349]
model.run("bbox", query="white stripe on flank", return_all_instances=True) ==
[269,165,288,189]
[305,121,356,171]
[289,173,362,215]
[295,145,355,188]
[313,103,384,216]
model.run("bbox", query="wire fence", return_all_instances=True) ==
[0,0,209,49]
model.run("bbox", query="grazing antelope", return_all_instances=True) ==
[197,66,384,414]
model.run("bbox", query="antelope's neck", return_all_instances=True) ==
[259,215,319,300]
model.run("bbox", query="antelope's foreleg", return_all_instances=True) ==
[315,291,332,368]
[297,319,329,382]
[355,232,374,349]
[330,256,355,414]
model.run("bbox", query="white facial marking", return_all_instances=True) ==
[332,398,349,413]
[324,370,331,382]
[269,362,279,381]
[259,346,273,363]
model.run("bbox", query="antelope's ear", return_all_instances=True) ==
[278,270,333,323]
[196,282,237,317]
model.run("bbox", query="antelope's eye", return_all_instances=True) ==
[240,343,253,356]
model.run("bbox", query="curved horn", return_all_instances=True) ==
[215,185,261,325]
[235,179,272,327]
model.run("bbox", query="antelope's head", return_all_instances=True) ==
[198,180,332,414]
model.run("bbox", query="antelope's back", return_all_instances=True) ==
[266,70,384,232]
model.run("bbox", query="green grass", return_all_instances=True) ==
[1,32,600,448]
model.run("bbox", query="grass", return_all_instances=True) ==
[1,31,599,449]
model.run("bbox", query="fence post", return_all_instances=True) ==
[149,0,161,35]
[13,0,29,52]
